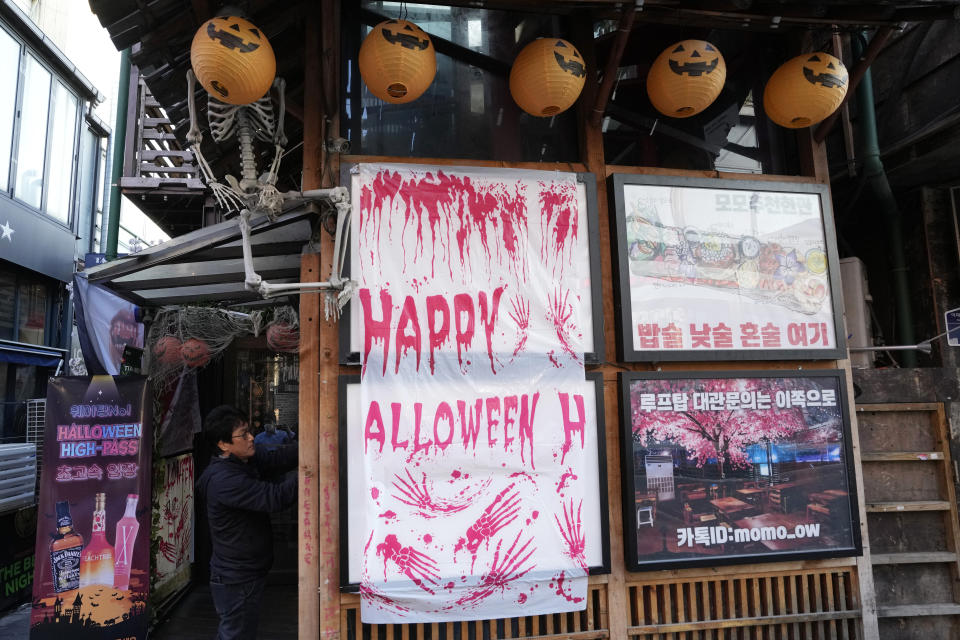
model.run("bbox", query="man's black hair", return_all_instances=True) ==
[204,405,248,450]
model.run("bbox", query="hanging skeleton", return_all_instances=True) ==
[185,70,356,319]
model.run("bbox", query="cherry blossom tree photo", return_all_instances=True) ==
[630,377,840,478]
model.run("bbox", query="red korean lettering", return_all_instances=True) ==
[761,322,782,348]
[739,322,760,348]
[637,323,660,349]
[662,323,683,349]
[712,323,733,348]
[689,323,711,348]
[787,323,808,346]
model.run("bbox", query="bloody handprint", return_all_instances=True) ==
[454,483,522,572]
[453,531,536,608]
[391,469,488,518]
[554,499,586,570]
[509,296,530,357]
[376,534,441,594]
[547,288,581,363]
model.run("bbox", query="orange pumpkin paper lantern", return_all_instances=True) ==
[510,38,586,117]
[153,335,183,366]
[359,20,436,104]
[180,338,211,368]
[647,40,726,118]
[763,52,848,128]
[190,16,276,105]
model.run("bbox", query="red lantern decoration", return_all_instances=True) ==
[266,322,299,353]
[180,338,211,368]
[153,335,183,366]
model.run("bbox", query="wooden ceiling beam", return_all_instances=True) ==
[591,3,638,128]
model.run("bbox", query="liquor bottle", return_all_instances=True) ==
[50,501,84,593]
[113,494,140,590]
[79,493,115,587]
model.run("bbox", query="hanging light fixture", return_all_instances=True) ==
[646,40,726,118]
[359,19,437,104]
[763,52,849,128]
[510,38,586,117]
[190,15,276,105]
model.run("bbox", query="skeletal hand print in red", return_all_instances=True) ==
[454,483,522,572]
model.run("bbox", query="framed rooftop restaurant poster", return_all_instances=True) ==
[338,372,611,590]
[618,369,861,572]
[340,162,606,365]
[610,174,846,361]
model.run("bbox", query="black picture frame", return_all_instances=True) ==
[618,369,862,573]
[339,371,611,591]
[339,162,606,365]
[610,174,847,362]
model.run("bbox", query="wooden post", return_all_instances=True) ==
[573,13,631,640]
[298,2,337,639]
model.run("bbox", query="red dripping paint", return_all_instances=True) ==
[371,487,380,499]
[379,510,397,520]
[532,510,539,520]
[518,593,527,604]
[553,571,584,603]
[538,181,580,275]
[424,534,433,543]
[451,470,462,479]
[557,469,578,493]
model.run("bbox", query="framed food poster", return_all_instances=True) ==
[339,372,611,591]
[340,162,606,365]
[611,174,846,361]
[619,369,861,572]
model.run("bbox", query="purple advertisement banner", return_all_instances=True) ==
[30,376,152,640]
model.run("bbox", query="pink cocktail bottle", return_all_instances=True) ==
[113,494,140,590]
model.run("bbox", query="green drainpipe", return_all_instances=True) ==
[105,48,131,260]
[853,33,917,366]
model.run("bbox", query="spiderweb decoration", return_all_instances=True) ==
[145,307,266,388]
[265,305,300,353]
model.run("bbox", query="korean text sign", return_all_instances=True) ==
[620,370,860,572]
[352,163,598,622]
[612,175,845,361]
[30,376,152,640]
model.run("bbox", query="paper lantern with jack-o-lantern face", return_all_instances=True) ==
[190,16,276,105]
[763,52,849,128]
[510,38,586,117]
[359,19,437,104]
[647,40,726,118]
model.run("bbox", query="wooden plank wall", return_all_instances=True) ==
[857,404,960,639]
[305,6,879,640]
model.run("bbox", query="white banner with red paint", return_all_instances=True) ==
[354,163,592,622]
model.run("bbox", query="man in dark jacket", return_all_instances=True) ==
[198,405,297,640]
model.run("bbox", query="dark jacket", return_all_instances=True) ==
[197,445,297,583]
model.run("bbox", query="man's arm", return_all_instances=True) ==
[253,442,298,473]
[214,469,296,513]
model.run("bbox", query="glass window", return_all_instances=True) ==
[45,81,77,224]
[0,270,14,340]
[345,2,578,162]
[17,279,47,345]
[15,55,50,209]
[0,28,20,193]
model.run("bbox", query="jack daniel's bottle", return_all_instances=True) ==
[50,501,83,593]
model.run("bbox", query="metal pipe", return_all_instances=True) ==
[591,2,638,128]
[853,32,917,366]
[105,49,131,260]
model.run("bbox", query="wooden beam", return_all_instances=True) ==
[865,500,952,512]
[871,552,958,565]
[590,4,636,128]
[813,26,895,144]
[299,5,323,640]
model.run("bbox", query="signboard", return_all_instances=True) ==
[0,506,36,614]
[945,307,960,347]
[342,164,605,364]
[611,175,846,361]
[30,376,152,640]
[619,370,861,572]
[351,163,602,623]
[340,373,610,585]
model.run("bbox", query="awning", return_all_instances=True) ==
[83,203,319,307]
[0,340,66,367]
